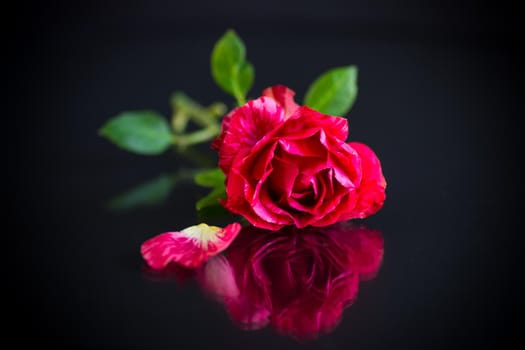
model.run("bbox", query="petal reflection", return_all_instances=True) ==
[200,223,384,341]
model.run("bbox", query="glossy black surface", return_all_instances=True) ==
[9,1,521,349]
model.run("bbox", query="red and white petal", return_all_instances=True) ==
[262,85,300,118]
[140,223,242,269]
[218,97,285,174]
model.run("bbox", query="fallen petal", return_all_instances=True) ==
[140,223,242,269]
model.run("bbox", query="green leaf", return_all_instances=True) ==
[196,187,226,210]
[237,61,254,99]
[194,167,225,187]
[99,111,173,155]
[303,66,358,116]
[211,29,254,104]
[194,167,226,210]
[106,174,174,211]
[197,204,233,222]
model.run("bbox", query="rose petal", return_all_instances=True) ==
[255,185,295,226]
[262,85,300,118]
[350,143,385,185]
[224,141,294,230]
[218,97,285,174]
[282,106,349,142]
[140,223,242,269]
[243,141,277,181]
[277,133,327,158]
[327,140,361,188]
[268,155,299,199]
[224,168,285,231]
[347,142,387,218]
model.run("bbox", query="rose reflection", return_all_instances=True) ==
[141,223,383,340]
[199,223,383,341]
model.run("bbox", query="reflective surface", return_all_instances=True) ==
[9,1,521,349]
[146,224,383,341]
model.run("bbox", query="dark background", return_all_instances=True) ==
[8,1,522,349]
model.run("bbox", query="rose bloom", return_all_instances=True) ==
[199,224,384,340]
[212,85,386,230]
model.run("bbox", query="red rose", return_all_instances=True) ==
[199,224,384,340]
[213,85,386,230]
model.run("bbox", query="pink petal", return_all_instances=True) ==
[350,142,386,186]
[277,133,327,158]
[218,97,285,174]
[347,142,387,218]
[140,223,242,269]
[253,185,294,227]
[281,106,349,142]
[223,167,284,231]
[262,85,300,118]
[268,155,299,199]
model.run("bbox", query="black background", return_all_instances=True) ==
[8,1,522,349]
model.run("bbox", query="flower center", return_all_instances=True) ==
[181,223,221,248]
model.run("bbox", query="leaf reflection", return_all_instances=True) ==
[107,174,175,211]
[105,144,218,212]
[106,171,195,212]
[143,223,383,341]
